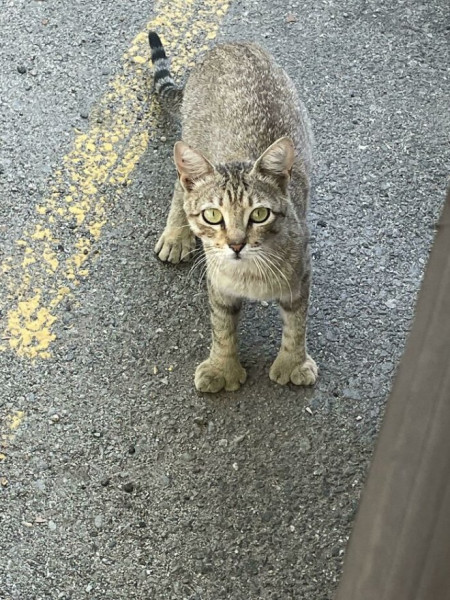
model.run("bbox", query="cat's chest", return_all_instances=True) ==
[209,261,293,302]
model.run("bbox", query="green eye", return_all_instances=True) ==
[203,208,223,225]
[250,207,270,223]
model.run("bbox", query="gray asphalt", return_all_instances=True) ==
[1,0,449,599]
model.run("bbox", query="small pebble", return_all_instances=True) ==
[17,65,27,74]
[122,482,134,493]
[48,520,57,531]
[160,474,170,487]
[298,437,311,453]
[343,388,361,401]
[34,479,45,491]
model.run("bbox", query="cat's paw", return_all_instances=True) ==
[195,358,247,393]
[269,353,318,386]
[154,227,196,263]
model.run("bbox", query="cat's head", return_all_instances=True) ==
[174,137,295,264]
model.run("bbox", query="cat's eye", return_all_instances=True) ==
[249,207,270,223]
[202,208,223,225]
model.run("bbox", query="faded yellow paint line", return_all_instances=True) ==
[0,410,25,461]
[0,0,230,360]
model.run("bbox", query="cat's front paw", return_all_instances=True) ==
[155,226,196,263]
[269,353,318,386]
[195,358,247,393]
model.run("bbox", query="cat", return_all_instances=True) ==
[149,32,318,393]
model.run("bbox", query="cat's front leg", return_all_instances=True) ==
[270,287,318,387]
[155,180,196,263]
[195,284,246,393]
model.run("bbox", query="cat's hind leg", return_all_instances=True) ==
[155,180,196,263]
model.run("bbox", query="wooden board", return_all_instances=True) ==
[335,188,450,600]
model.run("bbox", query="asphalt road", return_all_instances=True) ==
[1,0,449,599]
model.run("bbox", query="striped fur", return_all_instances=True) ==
[148,31,183,111]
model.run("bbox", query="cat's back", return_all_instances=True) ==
[181,42,312,171]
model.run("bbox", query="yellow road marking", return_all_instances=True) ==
[0,0,230,360]
[0,410,25,461]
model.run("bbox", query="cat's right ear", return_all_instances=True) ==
[174,141,214,192]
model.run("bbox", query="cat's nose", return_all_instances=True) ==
[229,242,246,254]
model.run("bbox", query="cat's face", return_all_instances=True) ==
[175,138,294,266]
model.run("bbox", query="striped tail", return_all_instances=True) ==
[148,31,183,113]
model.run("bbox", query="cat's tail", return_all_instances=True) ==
[148,31,183,113]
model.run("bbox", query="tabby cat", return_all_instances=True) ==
[149,32,318,392]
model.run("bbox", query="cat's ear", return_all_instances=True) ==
[252,137,295,191]
[174,141,214,191]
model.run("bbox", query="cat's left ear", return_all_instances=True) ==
[174,141,214,192]
[251,137,295,191]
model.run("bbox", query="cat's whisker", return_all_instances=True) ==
[254,253,275,296]
[186,246,216,278]
[187,254,208,279]
[199,254,215,287]
[199,265,209,287]
[261,250,293,305]
[185,251,217,288]
[204,255,220,289]
[182,245,202,260]
[266,257,293,304]
[262,247,289,264]
[252,254,264,282]
[188,258,211,281]
[254,254,275,299]
[258,254,283,299]
[196,249,222,288]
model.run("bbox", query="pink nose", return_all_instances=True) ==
[229,243,246,254]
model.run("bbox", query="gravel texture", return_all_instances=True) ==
[1,0,449,599]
